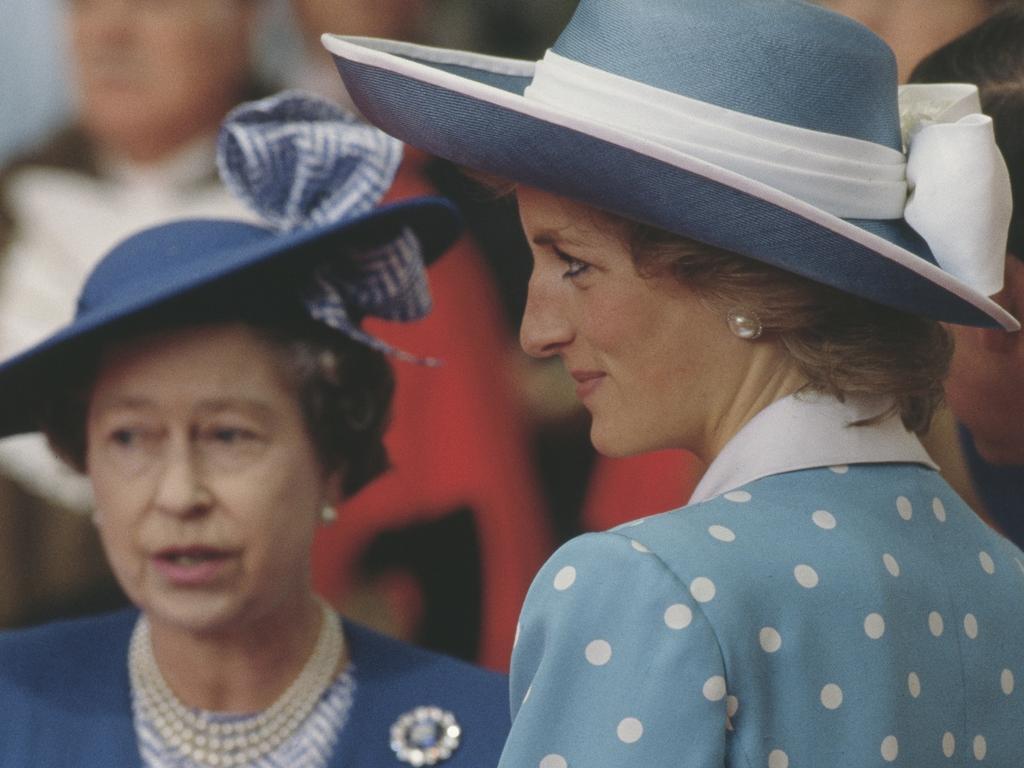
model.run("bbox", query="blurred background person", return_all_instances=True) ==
[0,0,270,629]
[815,0,1000,81]
[910,3,1024,547]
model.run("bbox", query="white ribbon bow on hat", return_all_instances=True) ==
[525,54,1013,296]
[900,84,1012,297]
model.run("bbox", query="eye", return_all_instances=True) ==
[205,426,259,445]
[110,428,140,447]
[556,248,591,280]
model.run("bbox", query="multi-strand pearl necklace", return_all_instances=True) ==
[129,600,344,768]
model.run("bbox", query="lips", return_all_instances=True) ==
[152,546,236,586]
[570,369,606,400]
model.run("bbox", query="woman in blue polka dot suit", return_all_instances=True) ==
[325,0,1024,765]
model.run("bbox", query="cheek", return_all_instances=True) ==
[228,455,322,560]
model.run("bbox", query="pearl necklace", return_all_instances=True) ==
[129,600,344,768]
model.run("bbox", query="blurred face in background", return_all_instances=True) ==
[68,0,257,164]
[291,0,427,43]
[816,0,995,81]
[944,255,1024,465]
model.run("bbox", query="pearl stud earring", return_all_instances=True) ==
[320,504,338,525]
[727,309,763,340]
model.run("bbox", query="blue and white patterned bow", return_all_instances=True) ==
[217,90,437,363]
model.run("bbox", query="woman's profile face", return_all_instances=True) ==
[517,187,756,459]
[86,323,334,636]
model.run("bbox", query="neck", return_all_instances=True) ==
[146,592,332,713]
[697,347,808,465]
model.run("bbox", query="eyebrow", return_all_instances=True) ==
[530,230,588,248]
[94,396,276,418]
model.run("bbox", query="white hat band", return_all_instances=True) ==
[525,52,1012,295]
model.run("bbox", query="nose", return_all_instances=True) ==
[520,271,574,358]
[153,438,212,518]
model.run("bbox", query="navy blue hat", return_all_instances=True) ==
[0,93,461,438]
[324,0,1018,330]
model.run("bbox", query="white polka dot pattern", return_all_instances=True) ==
[708,525,736,542]
[616,718,643,744]
[585,640,612,666]
[553,566,576,591]
[897,496,913,520]
[702,676,726,702]
[689,577,716,603]
[726,695,739,718]
[820,684,843,710]
[664,604,692,630]
[864,613,885,639]
[500,465,1024,768]
[974,735,987,760]
[812,510,836,530]
[794,564,819,588]
[908,672,921,698]
[759,627,782,654]
[979,551,995,575]
[942,732,956,758]
[880,735,898,762]
[883,553,900,577]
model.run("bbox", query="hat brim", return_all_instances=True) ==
[0,197,460,438]
[324,35,1018,331]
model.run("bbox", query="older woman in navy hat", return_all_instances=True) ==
[323,0,1024,765]
[0,94,507,768]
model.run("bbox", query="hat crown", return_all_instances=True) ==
[551,0,901,148]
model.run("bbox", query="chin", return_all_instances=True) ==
[589,421,652,458]
[138,591,246,637]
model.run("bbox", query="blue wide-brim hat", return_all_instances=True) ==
[324,0,1019,330]
[0,93,461,438]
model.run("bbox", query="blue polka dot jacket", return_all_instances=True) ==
[500,395,1024,767]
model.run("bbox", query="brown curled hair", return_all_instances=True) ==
[626,222,952,434]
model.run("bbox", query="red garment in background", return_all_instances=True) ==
[581,450,703,532]
[312,149,552,671]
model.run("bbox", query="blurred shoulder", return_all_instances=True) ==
[344,619,507,713]
[0,608,136,669]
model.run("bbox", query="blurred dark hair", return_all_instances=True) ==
[39,286,393,499]
[909,2,1024,260]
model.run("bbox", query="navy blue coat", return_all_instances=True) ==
[0,609,509,767]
